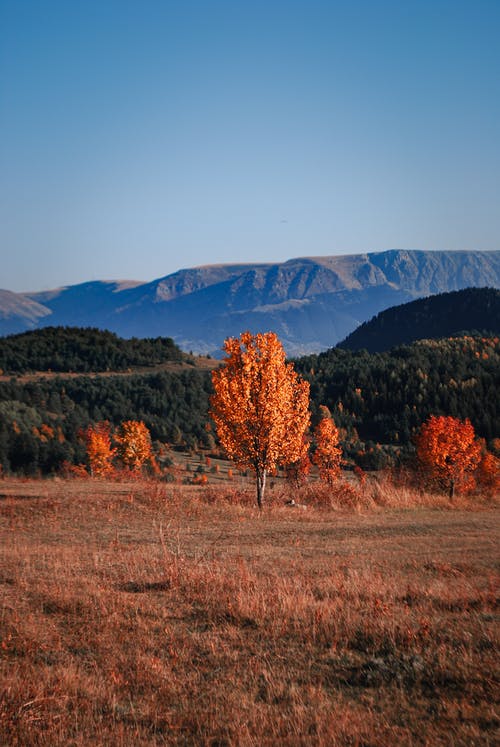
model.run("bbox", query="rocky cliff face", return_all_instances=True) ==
[2,250,499,355]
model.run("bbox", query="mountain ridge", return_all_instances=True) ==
[1,249,499,354]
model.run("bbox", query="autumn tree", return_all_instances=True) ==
[312,406,342,485]
[286,435,312,488]
[416,415,482,498]
[114,420,153,473]
[475,449,500,496]
[84,421,115,477]
[210,331,310,508]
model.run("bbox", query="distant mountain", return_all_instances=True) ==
[338,287,500,352]
[2,249,499,355]
[0,289,51,335]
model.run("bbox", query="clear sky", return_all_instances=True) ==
[1,0,499,292]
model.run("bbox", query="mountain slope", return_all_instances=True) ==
[0,289,51,336]
[338,287,500,352]
[2,249,499,354]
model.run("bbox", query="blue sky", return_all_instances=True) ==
[1,0,499,292]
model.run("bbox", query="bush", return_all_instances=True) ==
[301,481,367,510]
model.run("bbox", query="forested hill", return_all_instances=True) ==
[338,287,500,353]
[294,335,499,465]
[0,327,186,374]
[0,330,498,475]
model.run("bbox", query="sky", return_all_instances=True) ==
[1,0,499,292]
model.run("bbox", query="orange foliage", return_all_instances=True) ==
[84,422,116,477]
[416,415,482,497]
[192,473,208,486]
[210,332,310,507]
[476,451,500,495]
[41,423,55,440]
[33,424,56,443]
[312,406,342,485]
[114,420,153,472]
[285,436,312,488]
[60,461,89,479]
[353,465,367,486]
[491,438,500,457]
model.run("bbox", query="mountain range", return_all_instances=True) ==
[1,249,499,355]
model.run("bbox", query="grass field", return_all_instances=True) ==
[0,477,498,745]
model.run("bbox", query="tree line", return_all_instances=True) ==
[0,369,213,475]
[0,329,498,477]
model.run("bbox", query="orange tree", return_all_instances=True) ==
[114,420,153,472]
[416,415,482,498]
[285,435,312,488]
[210,331,310,508]
[84,421,115,477]
[312,406,342,485]
[476,448,500,495]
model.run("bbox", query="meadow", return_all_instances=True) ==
[0,476,498,746]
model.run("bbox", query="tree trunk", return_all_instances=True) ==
[449,478,455,500]
[256,468,267,509]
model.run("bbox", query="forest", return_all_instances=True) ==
[0,328,498,475]
[294,335,499,467]
[0,326,185,373]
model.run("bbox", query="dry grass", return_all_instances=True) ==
[0,478,498,746]
[0,355,218,383]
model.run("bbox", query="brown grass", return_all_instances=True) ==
[0,355,218,383]
[0,478,498,745]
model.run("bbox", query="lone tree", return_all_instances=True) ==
[312,405,342,485]
[210,331,310,508]
[416,415,482,498]
[114,420,153,473]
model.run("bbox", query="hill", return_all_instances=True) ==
[1,249,499,355]
[338,287,500,352]
[0,326,186,375]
